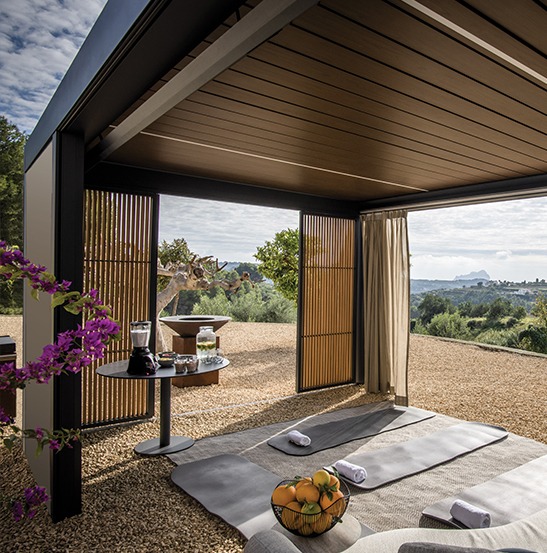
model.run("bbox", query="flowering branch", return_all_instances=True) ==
[1,486,49,522]
[0,242,120,521]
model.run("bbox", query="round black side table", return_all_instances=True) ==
[96,358,230,455]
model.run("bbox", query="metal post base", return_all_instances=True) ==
[134,436,194,456]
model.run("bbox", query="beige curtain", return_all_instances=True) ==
[361,210,410,406]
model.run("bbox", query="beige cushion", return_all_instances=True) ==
[399,544,497,553]
[344,508,547,553]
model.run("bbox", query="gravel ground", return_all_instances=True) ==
[0,317,545,552]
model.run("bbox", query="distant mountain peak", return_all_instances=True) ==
[453,270,490,281]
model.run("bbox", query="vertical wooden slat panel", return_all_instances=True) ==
[298,213,356,391]
[82,189,153,427]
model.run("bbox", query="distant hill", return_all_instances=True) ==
[410,278,488,294]
[454,270,490,281]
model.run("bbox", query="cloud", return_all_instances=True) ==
[159,196,299,262]
[409,198,547,251]
[410,254,482,280]
[0,0,107,133]
[408,197,547,280]
[495,250,512,260]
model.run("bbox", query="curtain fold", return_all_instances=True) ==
[361,210,410,406]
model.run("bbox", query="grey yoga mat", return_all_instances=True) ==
[267,406,435,456]
[330,422,508,490]
[422,454,547,528]
[171,453,280,539]
[171,453,375,542]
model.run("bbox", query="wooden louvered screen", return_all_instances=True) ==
[298,213,357,392]
[82,190,155,427]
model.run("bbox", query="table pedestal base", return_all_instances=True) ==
[134,436,194,456]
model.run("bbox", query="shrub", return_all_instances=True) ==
[517,325,547,354]
[427,312,470,340]
[418,294,454,325]
[475,328,520,348]
[254,293,296,323]
[410,319,428,334]
[191,294,231,317]
[228,287,262,322]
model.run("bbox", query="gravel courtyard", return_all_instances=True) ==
[1,317,545,552]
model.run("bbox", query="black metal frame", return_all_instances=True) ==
[53,132,85,522]
[25,0,247,171]
[85,162,359,216]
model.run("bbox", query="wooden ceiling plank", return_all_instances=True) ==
[224,55,542,172]
[250,41,547,164]
[394,0,546,74]
[164,104,483,180]
[327,0,547,93]
[464,0,546,54]
[152,111,528,192]
[192,82,535,179]
[170,94,530,183]
[147,116,476,186]
[211,61,536,174]
[96,0,320,160]
[109,133,415,200]
[269,26,547,156]
[295,6,546,126]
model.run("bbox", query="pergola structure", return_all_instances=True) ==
[23,0,546,522]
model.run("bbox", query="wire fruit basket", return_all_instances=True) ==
[271,478,350,537]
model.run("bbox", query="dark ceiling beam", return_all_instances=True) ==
[95,0,319,162]
[86,162,359,217]
[360,173,547,213]
[396,0,547,86]
[25,0,247,171]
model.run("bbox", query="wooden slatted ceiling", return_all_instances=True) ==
[408,0,546,76]
[106,0,547,203]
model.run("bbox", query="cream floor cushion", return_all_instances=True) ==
[344,508,547,553]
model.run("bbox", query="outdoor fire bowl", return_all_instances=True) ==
[158,315,231,337]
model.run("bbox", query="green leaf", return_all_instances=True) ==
[52,291,80,308]
[63,303,81,315]
[30,288,39,301]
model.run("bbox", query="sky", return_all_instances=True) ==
[408,198,547,282]
[1,1,546,282]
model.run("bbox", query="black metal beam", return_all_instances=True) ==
[52,132,84,522]
[85,162,360,217]
[359,173,547,212]
[26,0,246,171]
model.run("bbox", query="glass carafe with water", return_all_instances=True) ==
[196,326,216,362]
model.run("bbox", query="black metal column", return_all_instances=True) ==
[52,132,84,522]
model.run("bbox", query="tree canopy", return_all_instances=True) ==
[254,228,299,303]
[0,117,26,312]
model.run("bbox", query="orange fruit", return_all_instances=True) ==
[299,524,314,536]
[301,501,322,524]
[312,469,330,488]
[271,484,296,506]
[328,474,340,491]
[295,476,312,489]
[311,512,332,534]
[320,489,345,517]
[281,501,302,530]
[295,482,320,503]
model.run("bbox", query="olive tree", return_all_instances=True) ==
[254,228,299,304]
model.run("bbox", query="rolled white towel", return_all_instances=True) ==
[450,499,491,528]
[333,460,367,483]
[287,430,311,447]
